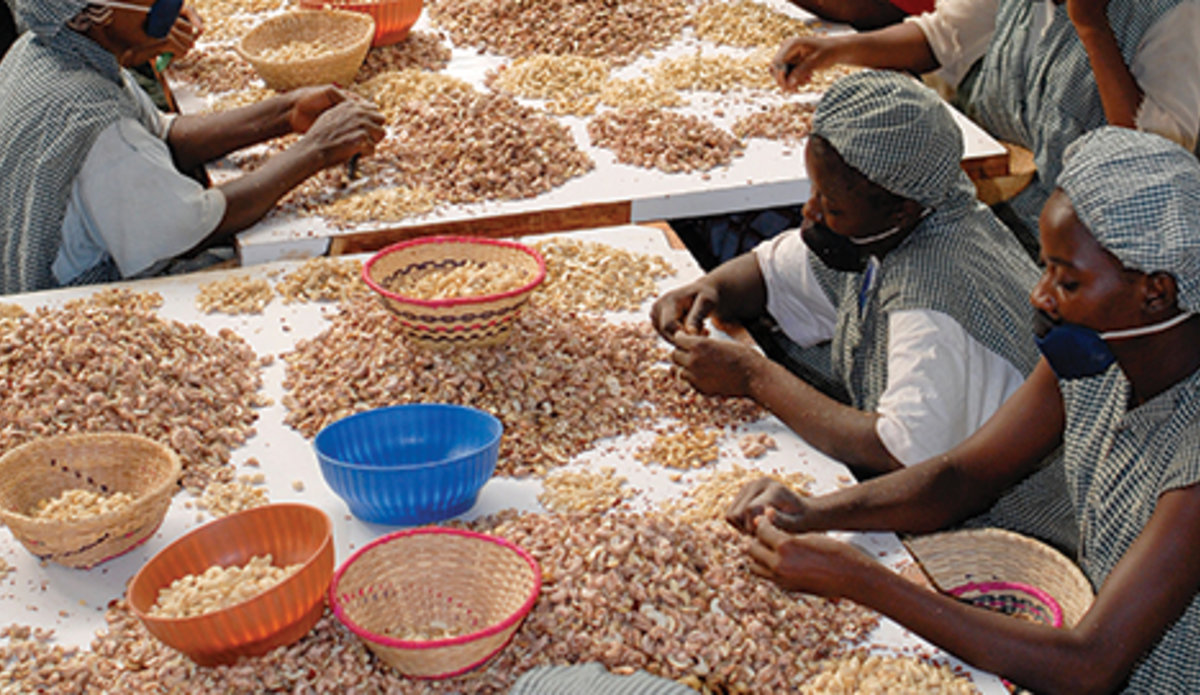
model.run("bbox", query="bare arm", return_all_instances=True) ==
[773,22,938,91]
[1067,0,1142,128]
[649,253,767,342]
[729,360,1065,535]
[751,479,1200,694]
[166,85,354,172]
[669,334,900,475]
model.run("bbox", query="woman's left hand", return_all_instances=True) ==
[669,331,762,398]
[747,514,872,597]
[1065,0,1112,31]
[288,86,365,134]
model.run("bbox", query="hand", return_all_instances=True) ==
[164,5,204,59]
[649,282,717,343]
[1065,0,1112,31]
[669,331,762,398]
[288,86,369,134]
[747,516,871,596]
[300,99,387,168]
[772,35,841,92]
[726,477,809,534]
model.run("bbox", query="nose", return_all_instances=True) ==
[1029,271,1056,316]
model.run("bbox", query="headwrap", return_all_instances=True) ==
[1058,127,1200,313]
[811,69,972,209]
[16,0,90,37]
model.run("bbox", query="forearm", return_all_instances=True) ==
[168,94,297,171]
[848,562,1107,694]
[747,358,900,476]
[706,254,769,324]
[826,23,940,74]
[203,142,325,243]
[1076,22,1142,128]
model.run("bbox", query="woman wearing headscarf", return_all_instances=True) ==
[652,71,1073,553]
[729,127,1200,693]
[0,0,385,294]
[771,0,1200,253]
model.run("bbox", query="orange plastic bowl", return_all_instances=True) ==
[127,503,334,666]
[299,0,423,46]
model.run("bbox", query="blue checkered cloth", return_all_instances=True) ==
[812,69,975,211]
[1058,127,1200,313]
[15,0,88,37]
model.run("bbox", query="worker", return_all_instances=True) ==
[651,71,1075,554]
[0,0,385,294]
[772,0,1200,254]
[729,127,1200,694]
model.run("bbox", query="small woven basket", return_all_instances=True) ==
[0,433,181,569]
[362,237,546,349]
[329,527,541,679]
[237,10,374,91]
[298,0,422,46]
[905,528,1094,628]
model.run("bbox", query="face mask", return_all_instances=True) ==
[94,0,183,39]
[1033,310,1195,379]
[800,219,905,273]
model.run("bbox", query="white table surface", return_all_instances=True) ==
[169,0,1007,265]
[0,225,1004,693]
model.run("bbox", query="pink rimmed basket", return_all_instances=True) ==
[905,528,1094,629]
[329,527,541,679]
[362,237,546,349]
[0,433,181,569]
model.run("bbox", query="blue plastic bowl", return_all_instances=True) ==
[314,404,502,525]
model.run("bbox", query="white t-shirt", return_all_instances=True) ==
[754,231,1026,466]
[907,0,1200,151]
[54,115,226,285]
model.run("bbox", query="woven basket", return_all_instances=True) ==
[298,0,422,46]
[905,528,1094,628]
[237,10,374,91]
[329,527,541,679]
[0,433,181,569]
[362,237,546,349]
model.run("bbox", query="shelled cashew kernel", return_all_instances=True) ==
[196,276,274,315]
[31,490,135,521]
[148,554,301,619]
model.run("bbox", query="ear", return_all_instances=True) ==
[893,199,926,228]
[1142,271,1179,318]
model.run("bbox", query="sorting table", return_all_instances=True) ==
[0,225,1005,692]
[168,0,1009,265]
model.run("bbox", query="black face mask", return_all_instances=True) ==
[800,208,933,273]
[799,219,898,272]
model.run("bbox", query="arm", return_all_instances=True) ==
[669,332,900,475]
[729,359,1065,535]
[750,481,1200,694]
[166,85,357,172]
[1067,0,1142,128]
[203,98,385,241]
[649,253,767,342]
[773,22,938,91]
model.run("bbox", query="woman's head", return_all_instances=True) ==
[801,70,968,264]
[20,0,182,64]
[1031,128,1200,377]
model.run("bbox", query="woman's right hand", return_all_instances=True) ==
[726,477,810,534]
[300,99,386,168]
[772,35,844,91]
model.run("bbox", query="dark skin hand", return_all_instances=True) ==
[772,22,937,91]
[729,190,1200,695]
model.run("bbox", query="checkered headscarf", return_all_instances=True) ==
[811,69,973,209]
[17,0,91,37]
[1059,127,1200,313]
